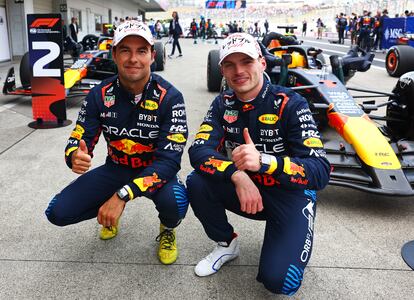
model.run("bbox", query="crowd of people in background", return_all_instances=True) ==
[67,5,414,55]
[328,8,414,52]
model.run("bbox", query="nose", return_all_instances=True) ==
[129,51,139,63]
[233,63,243,75]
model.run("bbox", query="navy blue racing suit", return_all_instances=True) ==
[46,73,189,228]
[187,79,330,295]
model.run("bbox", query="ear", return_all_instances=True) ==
[219,64,224,76]
[259,56,267,72]
[151,49,156,63]
[111,47,118,64]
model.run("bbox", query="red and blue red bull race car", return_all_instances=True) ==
[207,32,414,196]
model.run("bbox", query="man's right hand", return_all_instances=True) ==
[231,170,263,214]
[71,140,91,174]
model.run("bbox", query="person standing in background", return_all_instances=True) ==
[69,17,79,42]
[337,13,347,44]
[302,20,307,37]
[316,18,324,39]
[264,19,269,35]
[168,11,183,58]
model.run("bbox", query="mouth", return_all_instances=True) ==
[231,76,249,85]
[124,65,142,71]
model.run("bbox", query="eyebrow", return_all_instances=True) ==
[223,57,254,65]
[118,45,149,51]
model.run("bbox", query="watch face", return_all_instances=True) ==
[117,188,129,201]
[261,154,272,166]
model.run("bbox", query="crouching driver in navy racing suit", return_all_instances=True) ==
[187,33,330,294]
[45,21,189,265]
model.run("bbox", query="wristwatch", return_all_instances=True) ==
[259,153,277,174]
[116,186,130,202]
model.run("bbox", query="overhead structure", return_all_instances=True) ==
[134,0,168,12]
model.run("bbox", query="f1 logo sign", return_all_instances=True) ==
[27,14,67,124]
[30,18,59,28]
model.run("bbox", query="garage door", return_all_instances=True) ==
[34,0,53,13]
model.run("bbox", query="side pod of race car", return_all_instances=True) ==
[207,32,414,196]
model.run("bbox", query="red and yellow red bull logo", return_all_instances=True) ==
[205,157,232,172]
[242,103,254,112]
[110,139,155,155]
[283,157,306,177]
[133,173,161,192]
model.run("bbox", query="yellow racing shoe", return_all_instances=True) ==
[156,224,178,265]
[99,221,119,240]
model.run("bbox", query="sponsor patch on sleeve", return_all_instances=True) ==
[303,137,323,148]
[195,133,210,140]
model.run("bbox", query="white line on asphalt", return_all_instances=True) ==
[0,103,17,113]
[303,40,386,63]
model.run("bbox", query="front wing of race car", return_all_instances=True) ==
[322,127,414,196]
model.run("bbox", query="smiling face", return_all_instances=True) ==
[220,52,266,101]
[112,36,155,93]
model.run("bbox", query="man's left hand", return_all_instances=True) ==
[97,193,126,227]
[232,128,261,172]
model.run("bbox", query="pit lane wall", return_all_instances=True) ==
[382,16,414,49]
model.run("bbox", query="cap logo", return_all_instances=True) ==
[222,35,252,51]
[119,22,148,34]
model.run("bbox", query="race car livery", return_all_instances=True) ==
[65,73,187,199]
[188,79,330,190]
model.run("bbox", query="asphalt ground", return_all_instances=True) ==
[0,37,413,299]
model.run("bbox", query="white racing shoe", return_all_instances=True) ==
[195,234,239,277]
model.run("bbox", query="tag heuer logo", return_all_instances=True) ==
[104,95,115,108]
[223,110,238,124]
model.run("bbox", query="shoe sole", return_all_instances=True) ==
[195,253,239,277]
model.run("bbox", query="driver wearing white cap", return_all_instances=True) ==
[46,20,189,266]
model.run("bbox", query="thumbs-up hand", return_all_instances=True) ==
[71,139,92,174]
[243,127,254,144]
[232,128,261,172]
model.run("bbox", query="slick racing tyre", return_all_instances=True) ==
[81,34,99,51]
[207,49,222,92]
[386,45,414,77]
[20,52,32,88]
[154,42,165,71]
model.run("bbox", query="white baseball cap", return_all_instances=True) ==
[219,33,262,65]
[113,20,154,46]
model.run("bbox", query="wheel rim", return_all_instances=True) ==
[387,52,397,72]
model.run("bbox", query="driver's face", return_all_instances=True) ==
[220,53,266,100]
[112,36,155,86]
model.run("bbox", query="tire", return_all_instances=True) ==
[386,46,414,77]
[20,52,32,88]
[207,49,222,92]
[81,34,98,50]
[154,42,165,71]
